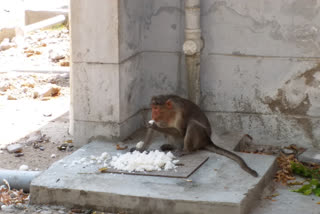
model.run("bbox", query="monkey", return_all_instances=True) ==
[132,94,258,177]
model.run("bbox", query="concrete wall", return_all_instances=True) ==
[70,0,184,146]
[200,0,320,148]
[71,0,320,149]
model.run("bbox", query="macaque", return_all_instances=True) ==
[133,94,258,177]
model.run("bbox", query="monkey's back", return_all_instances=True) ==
[170,96,212,137]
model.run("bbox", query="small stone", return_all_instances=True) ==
[39,146,45,151]
[7,95,17,100]
[38,84,61,97]
[14,153,24,157]
[49,49,65,62]
[281,148,294,155]
[7,144,23,153]
[57,144,68,151]
[51,154,56,158]
[0,82,10,92]
[21,79,35,88]
[0,38,13,51]
[33,91,39,99]
[59,61,69,67]
[19,164,29,171]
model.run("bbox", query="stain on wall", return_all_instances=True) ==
[262,63,320,147]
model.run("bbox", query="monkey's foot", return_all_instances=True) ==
[160,144,175,151]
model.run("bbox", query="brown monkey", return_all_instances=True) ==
[134,94,258,177]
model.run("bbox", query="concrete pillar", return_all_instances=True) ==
[70,0,143,147]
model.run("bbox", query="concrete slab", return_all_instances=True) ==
[252,182,320,214]
[30,137,276,214]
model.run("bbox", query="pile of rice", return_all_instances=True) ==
[109,150,178,172]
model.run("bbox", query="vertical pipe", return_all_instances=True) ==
[183,0,202,105]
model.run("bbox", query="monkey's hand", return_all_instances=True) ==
[130,147,137,152]
[130,147,149,154]
[130,146,145,153]
[146,121,158,129]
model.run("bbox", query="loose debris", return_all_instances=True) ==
[274,153,298,185]
[0,27,70,68]
[116,144,128,150]
[0,72,69,100]
[6,144,23,153]
[0,179,29,206]
[98,167,108,173]
[291,178,320,196]
[272,143,320,199]
[264,193,279,201]
[57,143,74,151]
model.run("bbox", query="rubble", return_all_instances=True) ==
[7,94,16,100]
[37,84,61,97]
[6,144,23,153]
[0,26,70,68]
[0,38,15,51]
[0,72,69,100]
[0,82,10,92]
[18,165,29,171]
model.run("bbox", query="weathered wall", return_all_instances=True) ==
[70,0,183,146]
[138,0,320,148]
[71,0,320,148]
[200,0,320,148]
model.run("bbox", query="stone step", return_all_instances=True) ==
[30,137,276,214]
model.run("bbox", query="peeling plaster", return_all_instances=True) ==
[262,63,320,147]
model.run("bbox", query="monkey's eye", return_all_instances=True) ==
[152,105,159,110]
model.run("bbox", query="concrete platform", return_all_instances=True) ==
[30,138,277,214]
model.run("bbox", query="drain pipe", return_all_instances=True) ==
[183,0,202,105]
[0,170,41,192]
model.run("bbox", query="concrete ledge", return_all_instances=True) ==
[30,139,277,214]
[72,111,144,147]
[25,10,68,25]
[298,148,320,164]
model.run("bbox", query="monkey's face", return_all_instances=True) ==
[151,102,174,128]
[151,105,164,125]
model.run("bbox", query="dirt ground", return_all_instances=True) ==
[0,71,72,171]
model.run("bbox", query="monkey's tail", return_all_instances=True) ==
[205,144,258,177]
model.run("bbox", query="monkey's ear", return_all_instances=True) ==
[166,100,172,109]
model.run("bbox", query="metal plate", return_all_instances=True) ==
[105,152,209,178]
